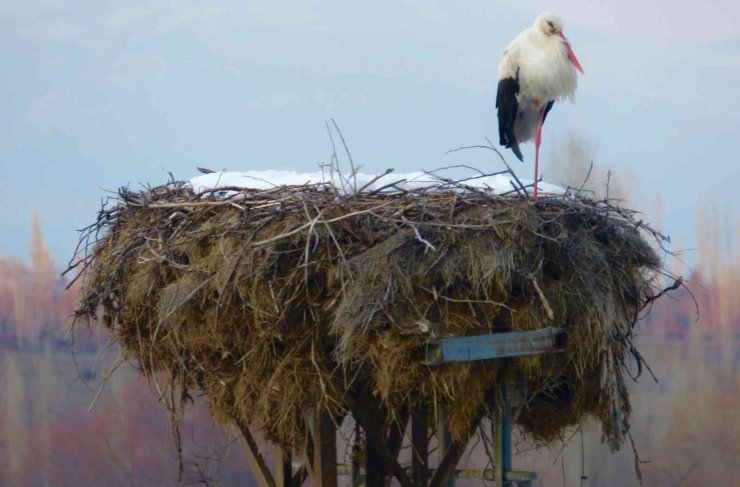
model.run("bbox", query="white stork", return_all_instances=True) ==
[496,12,584,200]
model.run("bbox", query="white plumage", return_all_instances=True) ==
[495,12,583,200]
[498,14,580,105]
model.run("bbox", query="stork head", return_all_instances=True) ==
[534,12,584,74]
[534,12,563,36]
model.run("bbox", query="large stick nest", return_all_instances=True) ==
[71,177,663,452]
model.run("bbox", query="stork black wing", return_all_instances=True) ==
[542,100,555,125]
[496,76,523,161]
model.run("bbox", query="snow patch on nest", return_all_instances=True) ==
[189,169,566,196]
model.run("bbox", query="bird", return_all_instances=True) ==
[496,12,583,200]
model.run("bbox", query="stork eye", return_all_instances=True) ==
[547,21,553,28]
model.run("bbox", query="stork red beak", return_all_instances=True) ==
[559,32,584,74]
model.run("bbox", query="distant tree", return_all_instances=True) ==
[27,213,58,346]
[0,213,84,349]
[544,132,635,202]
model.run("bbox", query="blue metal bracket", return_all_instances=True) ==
[423,327,565,485]
[423,327,565,365]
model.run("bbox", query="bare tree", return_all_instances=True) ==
[544,132,634,202]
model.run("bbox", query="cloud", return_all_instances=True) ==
[698,49,740,72]
[25,90,62,121]
[103,7,156,33]
[100,1,222,37]
[0,1,64,20]
[7,1,220,45]
[154,0,220,33]
[4,1,738,123]
[243,90,368,111]
[106,54,170,84]
[14,19,80,41]
[245,91,302,111]
[243,0,318,25]
[496,0,740,47]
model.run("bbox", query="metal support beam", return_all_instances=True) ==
[424,327,565,365]
[423,331,545,486]
[335,464,536,482]
[494,383,513,487]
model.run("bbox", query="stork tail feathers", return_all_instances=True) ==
[510,142,524,162]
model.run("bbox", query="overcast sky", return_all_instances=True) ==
[1,0,738,267]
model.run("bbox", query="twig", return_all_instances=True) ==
[402,217,436,252]
[331,119,358,192]
[356,168,395,194]
[530,274,555,320]
[87,352,125,412]
[577,160,595,195]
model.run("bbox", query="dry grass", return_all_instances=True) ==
[69,176,664,453]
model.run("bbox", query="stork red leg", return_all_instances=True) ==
[533,107,546,201]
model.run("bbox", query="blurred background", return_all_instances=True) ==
[1,1,738,485]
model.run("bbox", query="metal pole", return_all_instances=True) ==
[494,382,513,487]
